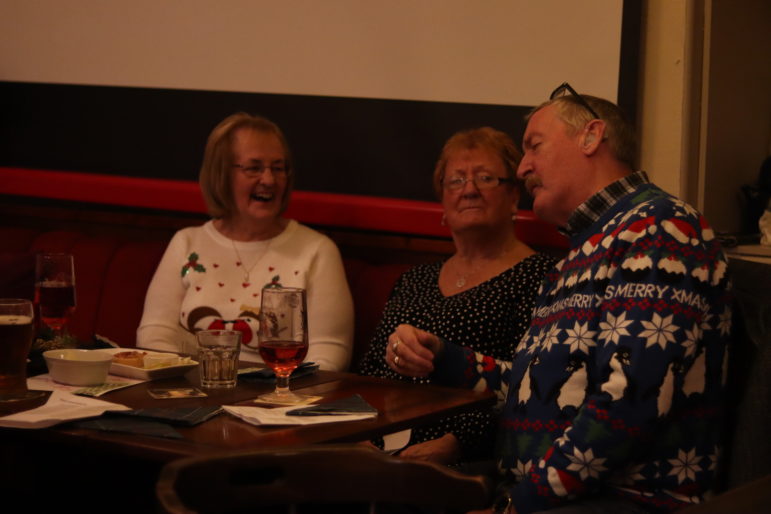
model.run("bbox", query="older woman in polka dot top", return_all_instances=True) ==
[357,127,556,465]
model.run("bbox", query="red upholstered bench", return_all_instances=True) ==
[0,168,568,369]
[0,227,414,368]
[0,228,165,347]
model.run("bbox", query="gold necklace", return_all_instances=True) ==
[454,260,483,288]
[453,244,517,288]
[230,237,272,284]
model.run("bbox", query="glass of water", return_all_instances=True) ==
[196,329,241,389]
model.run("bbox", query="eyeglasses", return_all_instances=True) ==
[233,163,288,178]
[443,174,514,192]
[549,82,601,120]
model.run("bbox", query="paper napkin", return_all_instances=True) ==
[0,390,131,429]
[223,400,378,426]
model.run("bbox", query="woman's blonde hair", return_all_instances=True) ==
[199,113,294,218]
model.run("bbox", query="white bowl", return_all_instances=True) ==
[43,349,113,386]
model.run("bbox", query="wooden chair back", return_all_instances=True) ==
[156,444,492,513]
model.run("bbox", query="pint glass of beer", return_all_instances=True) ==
[0,299,44,402]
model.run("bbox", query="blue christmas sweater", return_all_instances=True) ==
[432,183,731,512]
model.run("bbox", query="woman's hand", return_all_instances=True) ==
[385,324,443,377]
[397,433,460,465]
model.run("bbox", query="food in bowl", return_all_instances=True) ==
[112,351,147,368]
[43,349,113,386]
[111,351,193,369]
[143,352,192,369]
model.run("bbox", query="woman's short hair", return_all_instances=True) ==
[534,95,637,169]
[199,113,294,219]
[432,127,523,200]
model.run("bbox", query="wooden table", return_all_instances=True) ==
[8,368,494,461]
[0,368,494,511]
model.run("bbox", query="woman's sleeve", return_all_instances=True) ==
[136,232,189,353]
[304,236,354,371]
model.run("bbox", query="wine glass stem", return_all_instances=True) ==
[275,373,291,394]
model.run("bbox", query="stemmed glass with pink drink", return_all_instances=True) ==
[34,253,76,338]
[257,287,309,404]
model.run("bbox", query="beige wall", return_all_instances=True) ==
[0,0,623,106]
[638,0,691,198]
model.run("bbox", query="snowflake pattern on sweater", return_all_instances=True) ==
[432,183,731,513]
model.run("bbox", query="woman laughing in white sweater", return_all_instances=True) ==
[137,113,353,371]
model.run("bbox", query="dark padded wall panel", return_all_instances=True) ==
[0,81,532,202]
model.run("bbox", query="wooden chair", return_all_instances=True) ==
[678,474,771,513]
[156,444,492,514]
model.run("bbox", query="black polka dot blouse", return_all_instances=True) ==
[357,252,557,461]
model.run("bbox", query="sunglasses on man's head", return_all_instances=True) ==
[549,82,601,120]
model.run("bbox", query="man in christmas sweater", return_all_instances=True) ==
[386,88,731,513]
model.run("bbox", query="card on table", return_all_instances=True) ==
[285,394,378,416]
[148,387,208,399]
[113,406,223,426]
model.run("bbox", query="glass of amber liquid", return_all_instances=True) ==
[257,287,309,404]
[35,253,76,337]
[0,299,46,404]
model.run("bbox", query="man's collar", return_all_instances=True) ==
[559,170,650,236]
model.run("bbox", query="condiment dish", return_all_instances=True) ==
[43,349,113,386]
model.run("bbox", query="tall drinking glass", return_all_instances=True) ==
[197,329,241,389]
[257,287,309,404]
[35,253,76,336]
[0,299,45,403]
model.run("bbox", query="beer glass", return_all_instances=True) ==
[0,299,45,402]
[35,253,77,336]
[257,287,309,404]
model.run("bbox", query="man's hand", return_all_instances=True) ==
[385,324,443,377]
[397,433,460,465]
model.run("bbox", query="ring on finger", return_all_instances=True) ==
[394,355,400,366]
[392,339,401,353]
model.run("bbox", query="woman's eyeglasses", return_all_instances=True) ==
[443,174,514,192]
[550,82,601,120]
[233,163,287,178]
